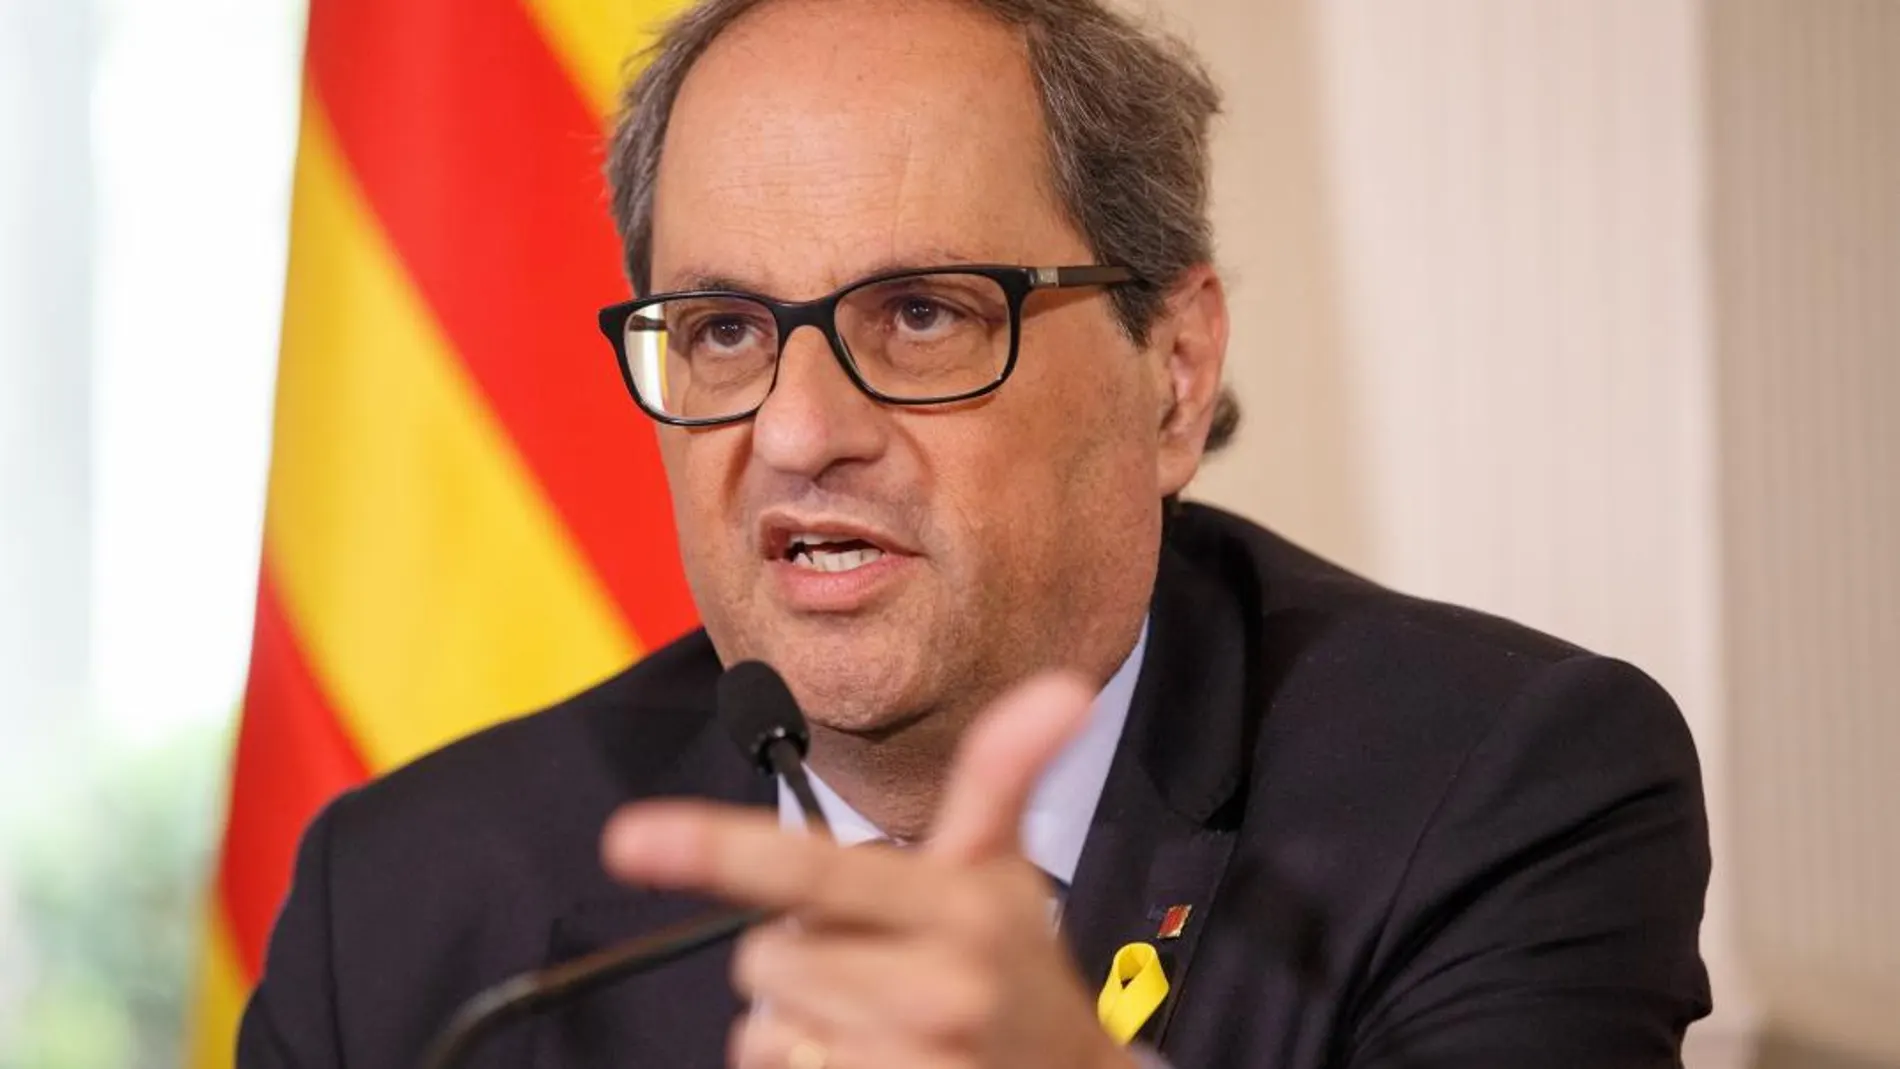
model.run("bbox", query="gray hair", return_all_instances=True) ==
[604,0,1240,452]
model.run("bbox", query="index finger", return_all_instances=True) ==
[601,800,952,929]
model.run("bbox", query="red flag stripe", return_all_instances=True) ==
[304,0,697,651]
[217,568,372,976]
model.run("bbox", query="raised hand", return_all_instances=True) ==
[599,673,1139,1069]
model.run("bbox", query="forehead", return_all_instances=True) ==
[650,0,1084,297]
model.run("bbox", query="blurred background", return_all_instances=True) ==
[0,0,1894,1068]
[2,0,302,1065]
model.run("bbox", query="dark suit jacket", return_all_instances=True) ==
[239,503,1712,1068]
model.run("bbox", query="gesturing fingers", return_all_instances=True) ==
[730,1007,964,1069]
[602,802,952,929]
[735,919,1043,1040]
[728,1007,828,1069]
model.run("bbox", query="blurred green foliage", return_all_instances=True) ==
[0,721,231,1069]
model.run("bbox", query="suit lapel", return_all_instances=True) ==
[1061,545,1254,1049]
[535,715,776,1069]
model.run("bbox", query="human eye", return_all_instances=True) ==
[669,300,772,359]
[890,293,964,338]
[699,315,762,351]
[837,274,1009,389]
[874,278,1002,343]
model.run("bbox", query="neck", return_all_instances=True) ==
[796,620,1145,841]
[802,697,979,840]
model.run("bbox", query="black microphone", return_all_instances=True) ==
[717,660,831,837]
[416,660,826,1069]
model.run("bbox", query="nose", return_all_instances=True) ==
[749,324,887,479]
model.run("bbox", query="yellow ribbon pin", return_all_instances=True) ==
[1096,942,1170,1045]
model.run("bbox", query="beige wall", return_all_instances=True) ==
[1711,0,1900,1060]
[1152,0,1900,1063]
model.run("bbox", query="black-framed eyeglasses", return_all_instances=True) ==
[596,264,1138,427]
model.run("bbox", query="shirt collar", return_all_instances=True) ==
[777,618,1149,885]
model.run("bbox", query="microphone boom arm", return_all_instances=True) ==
[417,904,772,1069]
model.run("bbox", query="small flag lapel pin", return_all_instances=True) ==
[1155,904,1192,941]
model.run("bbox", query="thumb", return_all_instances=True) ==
[926,671,1096,864]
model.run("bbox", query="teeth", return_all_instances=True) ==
[790,543,887,573]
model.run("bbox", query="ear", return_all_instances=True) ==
[1150,264,1230,497]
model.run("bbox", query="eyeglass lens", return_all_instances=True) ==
[622,271,1013,422]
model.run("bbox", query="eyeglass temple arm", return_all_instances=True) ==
[1030,265,1138,289]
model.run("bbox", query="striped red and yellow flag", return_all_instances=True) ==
[186,1,692,1064]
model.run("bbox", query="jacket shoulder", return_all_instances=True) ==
[1162,505,1710,1064]
[1173,500,1589,670]
[314,630,727,942]
[1170,499,1699,867]
[1185,501,1694,770]
[246,632,729,1069]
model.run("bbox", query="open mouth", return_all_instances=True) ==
[784,534,888,574]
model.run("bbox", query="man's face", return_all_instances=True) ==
[648,0,1214,739]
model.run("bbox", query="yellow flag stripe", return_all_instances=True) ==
[266,95,638,772]
[184,912,250,1069]
[521,0,675,118]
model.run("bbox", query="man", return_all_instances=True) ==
[240,0,1712,1066]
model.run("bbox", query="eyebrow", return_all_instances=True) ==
[657,249,994,299]
[666,270,756,294]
